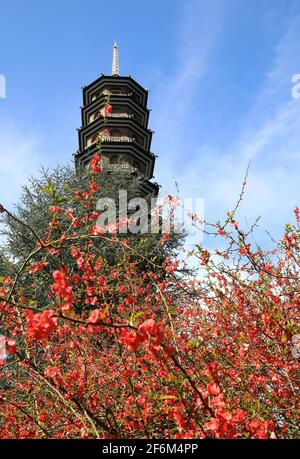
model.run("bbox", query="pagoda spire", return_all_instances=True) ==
[112,40,119,76]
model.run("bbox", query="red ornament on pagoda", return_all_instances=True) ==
[104,104,113,116]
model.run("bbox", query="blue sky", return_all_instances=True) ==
[0,0,299,247]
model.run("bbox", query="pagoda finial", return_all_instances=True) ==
[112,40,119,76]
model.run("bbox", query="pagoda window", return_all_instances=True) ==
[105,86,129,96]
[89,110,101,123]
[111,88,122,95]
[86,133,99,147]
[91,90,101,102]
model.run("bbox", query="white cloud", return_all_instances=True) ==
[151,0,225,180]
[152,4,300,247]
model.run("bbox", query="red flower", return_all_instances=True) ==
[27,310,57,340]
[87,310,102,324]
[90,153,102,174]
[48,206,61,214]
[51,269,73,312]
[6,339,16,354]
[139,319,165,346]
[204,418,220,431]
[28,261,48,274]
[199,250,210,266]
[89,181,99,193]
[138,318,156,336]
[173,407,189,430]
[207,383,221,395]
[91,224,105,235]
[104,104,112,116]
[159,232,170,246]
[119,329,144,352]
[119,319,164,352]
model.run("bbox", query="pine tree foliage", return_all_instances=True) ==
[0,163,186,311]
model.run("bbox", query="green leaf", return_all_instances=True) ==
[56,197,67,204]
[41,179,55,195]
[41,187,52,195]
[48,179,54,193]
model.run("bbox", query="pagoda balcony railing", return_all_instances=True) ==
[106,113,134,119]
[88,113,134,125]
[91,91,133,102]
[102,91,133,97]
[101,163,137,173]
[101,136,134,143]
[86,136,134,148]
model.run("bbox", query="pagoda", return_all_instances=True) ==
[75,41,158,195]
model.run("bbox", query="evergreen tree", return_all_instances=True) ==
[0,162,186,312]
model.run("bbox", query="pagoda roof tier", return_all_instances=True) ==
[75,142,156,179]
[82,75,149,108]
[140,179,159,196]
[78,117,153,153]
[81,95,150,129]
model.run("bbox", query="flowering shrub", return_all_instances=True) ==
[0,170,299,439]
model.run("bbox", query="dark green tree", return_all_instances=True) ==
[0,162,186,312]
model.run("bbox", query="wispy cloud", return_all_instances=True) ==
[151,0,225,178]
[152,3,300,246]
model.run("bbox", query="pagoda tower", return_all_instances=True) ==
[75,42,158,195]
